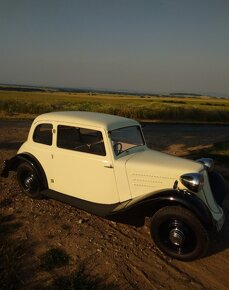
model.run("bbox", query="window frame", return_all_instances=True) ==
[109,125,145,156]
[32,123,53,146]
[56,124,106,157]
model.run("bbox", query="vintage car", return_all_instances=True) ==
[1,111,226,260]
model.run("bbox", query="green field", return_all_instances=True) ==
[0,90,229,123]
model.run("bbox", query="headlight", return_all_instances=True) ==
[180,173,204,192]
[197,158,214,172]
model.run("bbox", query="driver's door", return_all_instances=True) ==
[50,124,119,205]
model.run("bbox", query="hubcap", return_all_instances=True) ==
[24,174,35,191]
[169,228,185,246]
[157,218,197,256]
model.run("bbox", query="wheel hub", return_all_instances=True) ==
[24,175,35,191]
[169,228,185,246]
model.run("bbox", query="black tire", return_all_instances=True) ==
[17,162,43,199]
[150,206,209,261]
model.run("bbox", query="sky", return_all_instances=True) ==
[0,0,229,97]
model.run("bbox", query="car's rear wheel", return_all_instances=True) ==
[150,206,209,261]
[17,162,43,199]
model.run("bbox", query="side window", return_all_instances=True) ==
[57,125,106,156]
[33,123,53,145]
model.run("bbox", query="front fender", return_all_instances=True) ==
[208,170,227,206]
[109,189,213,229]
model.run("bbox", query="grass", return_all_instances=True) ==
[0,90,229,123]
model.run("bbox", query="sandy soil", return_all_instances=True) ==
[0,121,229,290]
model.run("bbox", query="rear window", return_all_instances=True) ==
[33,123,53,145]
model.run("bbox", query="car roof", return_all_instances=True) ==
[33,111,139,131]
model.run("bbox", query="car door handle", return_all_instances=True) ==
[103,161,113,168]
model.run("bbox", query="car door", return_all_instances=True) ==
[50,124,119,205]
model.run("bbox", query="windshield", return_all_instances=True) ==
[110,126,145,156]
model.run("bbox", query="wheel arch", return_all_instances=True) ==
[144,190,213,230]
[109,189,213,230]
[7,153,48,189]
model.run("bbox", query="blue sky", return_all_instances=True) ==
[0,0,229,96]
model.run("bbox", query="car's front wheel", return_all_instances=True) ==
[17,162,43,199]
[150,206,209,261]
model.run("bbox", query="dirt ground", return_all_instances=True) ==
[1,120,229,290]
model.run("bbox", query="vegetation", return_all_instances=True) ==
[0,90,229,123]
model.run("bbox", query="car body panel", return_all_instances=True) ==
[50,146,119,204]
[125,149,204,198]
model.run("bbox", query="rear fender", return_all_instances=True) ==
[1,153,48,188]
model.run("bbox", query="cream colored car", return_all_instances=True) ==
[1,111,226,260]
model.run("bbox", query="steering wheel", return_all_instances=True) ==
[113,142,123,155]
